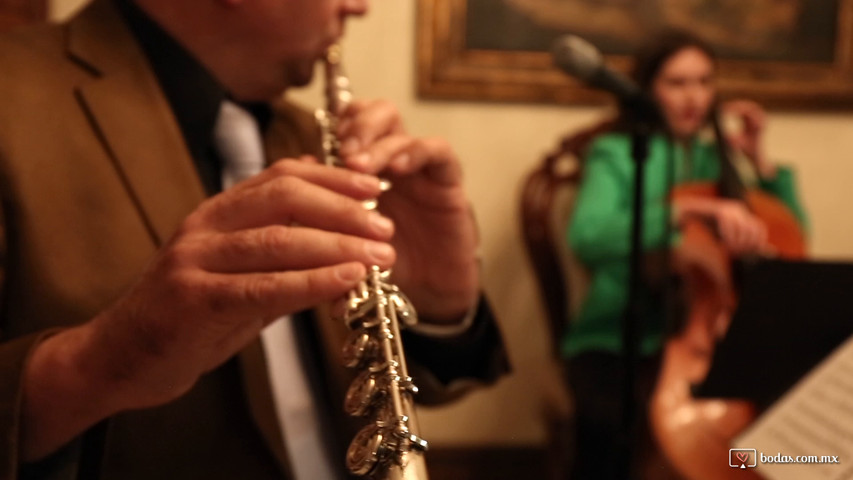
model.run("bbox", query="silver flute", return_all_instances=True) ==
[315,45,429,480]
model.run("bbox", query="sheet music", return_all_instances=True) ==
[732,334,853,479]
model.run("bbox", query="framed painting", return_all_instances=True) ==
[417,0,853,108]
[0,0,46,31]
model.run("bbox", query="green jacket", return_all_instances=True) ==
[564,132,807,358]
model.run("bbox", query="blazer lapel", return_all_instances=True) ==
[66,0,205,246]
[65,7,347,475]
[67,5,298,475]
[65,2,295,475]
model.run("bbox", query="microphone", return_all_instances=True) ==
[551,35,643,103]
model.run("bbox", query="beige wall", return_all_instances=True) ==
[52,0,853,447]
[50,0,86,21]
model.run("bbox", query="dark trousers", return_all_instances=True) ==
[565,353,680,480]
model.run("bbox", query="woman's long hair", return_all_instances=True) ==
[615,29,744,196]
[615,29,717,132]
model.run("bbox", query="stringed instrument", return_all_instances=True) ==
[649,112,806,480]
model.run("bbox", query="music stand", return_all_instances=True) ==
[694,259,853,408]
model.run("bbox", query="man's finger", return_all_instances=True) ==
[227,158,382,199]
[338,99,405,157]
[207,263,367,318]
[343,134,414,175]
[388,137,462,186]
[198,176,395,240]
[197,226,396,273]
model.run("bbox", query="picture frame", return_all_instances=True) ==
[416,0,853,109]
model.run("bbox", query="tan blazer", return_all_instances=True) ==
[0,1,507,479]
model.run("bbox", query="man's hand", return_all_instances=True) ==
[23,160,399,461]
[23,100,482,462]
[336,99,480,323]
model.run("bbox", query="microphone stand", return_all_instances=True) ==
[618,98,659,479]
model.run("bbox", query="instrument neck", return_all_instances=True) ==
[710,105,747,201]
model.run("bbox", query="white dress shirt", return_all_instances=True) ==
[214,100,338,480]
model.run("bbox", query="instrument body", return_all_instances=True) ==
[316,46,429,480]
[650,180,806,480]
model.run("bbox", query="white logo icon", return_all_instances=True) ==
[730,449,757,469]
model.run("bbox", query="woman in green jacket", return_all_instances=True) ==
[564,31,807,479]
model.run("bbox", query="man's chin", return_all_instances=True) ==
[231,63,316,101]
[289,74,314,88]
[290,63,317,88]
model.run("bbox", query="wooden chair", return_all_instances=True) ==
[521,120,614,355]
[519,119,614,479]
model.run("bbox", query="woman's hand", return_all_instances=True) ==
[722,100,777,180]
[675,197,768,255]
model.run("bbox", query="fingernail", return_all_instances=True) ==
[366,242,394,263]
[337,263,364,282]
[370,213,394,235]
[341,138,360,155]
